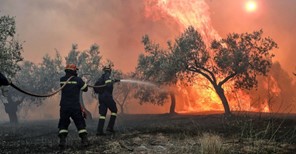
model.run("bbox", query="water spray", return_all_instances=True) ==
[120,79,158,87]
[119,79,169,93]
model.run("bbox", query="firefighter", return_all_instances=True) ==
[0,72,10,86]
[94,65,120,136]
[58,64,89,148]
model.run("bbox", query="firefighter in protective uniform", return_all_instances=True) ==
[58,64,89,148]
[0,72,10,86]
[94,65,120,136]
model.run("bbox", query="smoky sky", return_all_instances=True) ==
[206,0,296,74]
[0,0,180,72]
[0,0,295,74]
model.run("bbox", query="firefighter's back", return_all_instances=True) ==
[60,75,83,109]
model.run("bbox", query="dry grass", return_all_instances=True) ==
[0,113,295,153]
[199,133,224,154]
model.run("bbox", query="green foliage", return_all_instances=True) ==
[6,52,64,106]
[65,44,102,83]
[0,15,23,77]
[113,72,136,113]
[138,35,174,84]
[136,26,278,113]
[37,52,64,93]
[212,30,277,90]
[172,26,209,72]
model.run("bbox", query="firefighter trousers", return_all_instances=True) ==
[97,93,118,133]
[58,108,87,138]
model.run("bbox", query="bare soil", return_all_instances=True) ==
[0,112,295,154]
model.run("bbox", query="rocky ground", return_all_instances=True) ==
[0,112,295,154]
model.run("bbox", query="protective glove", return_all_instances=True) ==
[81,108,87,119]
[113,79,120,83]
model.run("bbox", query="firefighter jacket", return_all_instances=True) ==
[0,72,9,86]
[94,73,114,95]
[60,74,88,109]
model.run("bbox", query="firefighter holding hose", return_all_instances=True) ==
[94,65,120,136]
[58,64,89,148]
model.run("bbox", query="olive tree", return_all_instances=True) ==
[0,14,23,123]
[137,26,277,115]
[0,15,23,77]
[112,72,137,114]
[1,53,63,123]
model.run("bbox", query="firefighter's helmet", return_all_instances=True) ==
[65,64,78,71]
[102,65,112,72]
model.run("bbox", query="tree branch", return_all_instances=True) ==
[193,59,217,84]
[19,96,25,105]
[218,72,237,87]
[201,66,217,84]
[187,66,215,86]
[122,90,130,106]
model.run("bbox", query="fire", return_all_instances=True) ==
[144,0,220,43]
[176,79,272,113]
[144,0,272,113]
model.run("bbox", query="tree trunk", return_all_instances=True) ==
[4,102,19,124]
[119,104,125,114]
[214,85,231,115]
[80,92,92,120]
[169,92,176,114]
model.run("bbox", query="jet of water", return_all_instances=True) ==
[120,79,169,93]
[120,79,158,88]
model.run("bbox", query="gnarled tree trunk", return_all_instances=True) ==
[169,92,176,114]
[4,101,19,124]
[213,85,231,115]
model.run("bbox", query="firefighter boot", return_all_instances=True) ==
[79,132,89,147]
[58,132,68,149]
[96,118,106,136]
[59,137,66,149]
[106,113,117,133]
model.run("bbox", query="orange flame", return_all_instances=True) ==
[145,0,273,113]
[145,0,220,43]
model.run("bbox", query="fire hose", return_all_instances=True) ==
[9,76,75,97]
[7,76,113,120]
[9,76,110,97]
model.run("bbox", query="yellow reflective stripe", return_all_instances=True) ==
[81,83,87,90]
[99,116,106,119]
[60,81,77,84]
[59,129,68,134]
[78,129,87,134]
[111,113,117,116]
[105,80,112,84]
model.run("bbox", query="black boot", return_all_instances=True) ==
[59,138,66,148]
[58,136,66,149]
[79,133,89,147]
[96,118,106,136]
[106,114,116,133]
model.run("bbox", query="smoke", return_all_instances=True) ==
[249,62,296,113]
[0,0,295,118]
[0,0,294,72]
[205,0,296,74]
[0,0,180,72]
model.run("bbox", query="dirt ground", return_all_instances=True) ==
[0,112,295,154]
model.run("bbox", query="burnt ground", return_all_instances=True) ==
[0,112,295,154]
